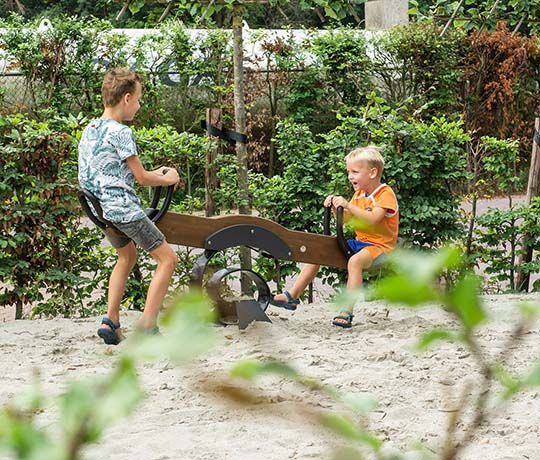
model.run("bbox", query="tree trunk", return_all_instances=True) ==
[515,108,540,291]
[232,4,252,291]
[232,5,249,217]
[440,0,465,37]
[15,299,22,320]
[205,108,221,217]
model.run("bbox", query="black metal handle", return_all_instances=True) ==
[323,206,331,235]
[151,183,174,224]
[336,206,353,260]
[144,168,175,223]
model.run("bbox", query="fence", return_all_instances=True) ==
[0,72,30,110]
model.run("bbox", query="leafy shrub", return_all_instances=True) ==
[462,23,540,160]
[309,29,373,107]
[0,113,111,318]
[371,23,465,118]
[0,14,130,118]
[475,198,540,292]
[134,125,207,211]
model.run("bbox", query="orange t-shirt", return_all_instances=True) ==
[349,184,399,254]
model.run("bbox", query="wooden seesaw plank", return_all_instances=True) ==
[157,212,348,269]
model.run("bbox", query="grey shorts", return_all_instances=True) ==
[105,215,166,253]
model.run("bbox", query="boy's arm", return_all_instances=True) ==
[127,156,179,186]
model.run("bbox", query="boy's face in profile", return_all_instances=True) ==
[346,158,379,192]
[123,82,142,121]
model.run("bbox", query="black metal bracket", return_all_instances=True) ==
[534,128,540,146]
[204,224,292,260]
[190,249,219,286]
[206,267,272,328]
[201,120,248,144]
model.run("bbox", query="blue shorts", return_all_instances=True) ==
[105,215,165,253]
[346,239,375,254]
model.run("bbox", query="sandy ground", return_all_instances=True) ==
[1,294,540,460]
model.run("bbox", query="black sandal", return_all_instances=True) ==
[269,290,300,311]
[332,311,354,328]
[97,317,122,345]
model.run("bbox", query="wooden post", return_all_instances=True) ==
[205,108,221,217]
[516,108,540,291]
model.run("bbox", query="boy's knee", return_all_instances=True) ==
[170,251,179,268]
[118,246,138,268]
[161,249,178,272]
[347,252,372,270]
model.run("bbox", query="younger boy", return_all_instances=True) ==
[271,145,399,328]
[78,67,180,344]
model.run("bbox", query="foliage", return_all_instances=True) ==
[410,0,540,35]
[309,28,373,109]
[244,32,305,175]
[0,14,130,118]
[0,16,539,297]
[0,113,111,318]
[134,125,207,210]
[371,23,466,118]
[461,135,534,292]
[474,199,540,291]
[118,0,363,29]
[461,22,540,160]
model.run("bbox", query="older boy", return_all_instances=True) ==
[271,145,399,328]
[78,68,179,344]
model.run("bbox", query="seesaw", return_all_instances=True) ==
[79,183,372,329]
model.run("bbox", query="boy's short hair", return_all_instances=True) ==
[101,68,142,107]
[346,145,384,177]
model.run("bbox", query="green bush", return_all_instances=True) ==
[371,23,465,117]
[0,14,130,118]
[134,125,207,211]
[0,113,112,318]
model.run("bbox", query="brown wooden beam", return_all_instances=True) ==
[157,211,348,269]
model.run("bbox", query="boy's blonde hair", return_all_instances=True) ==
[101,67,142,107]
[345,145,384,178]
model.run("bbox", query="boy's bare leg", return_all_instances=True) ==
[332,249,373,325]
[103,242,138,338]
[139,241,178,330]
[346,249,373,292]
[274,263,320,302]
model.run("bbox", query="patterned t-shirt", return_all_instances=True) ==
[350,183,399,253]
[78,118,145,224]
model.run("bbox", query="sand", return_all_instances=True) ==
[1,294,539,460]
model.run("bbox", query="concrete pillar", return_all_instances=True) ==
[365,0,409,30]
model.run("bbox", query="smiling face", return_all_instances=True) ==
[346,158,379,192]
